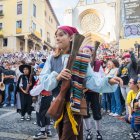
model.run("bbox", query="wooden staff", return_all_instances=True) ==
[47,33,85,119]
[59,33,85,98]
[90,41,100,67]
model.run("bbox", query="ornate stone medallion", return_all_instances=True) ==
[80,10,104,32]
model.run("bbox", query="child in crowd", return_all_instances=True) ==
[17,64,35,121]
[31,63,53,139]
[82,45,103,140]
[35,25,122,140]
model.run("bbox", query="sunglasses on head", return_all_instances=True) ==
[129,82,134,84]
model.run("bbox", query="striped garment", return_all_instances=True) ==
[70,53,90,113]
[134,107,140,125]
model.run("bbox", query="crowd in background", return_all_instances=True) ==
[0,49,51,65]
[0,45,140,139]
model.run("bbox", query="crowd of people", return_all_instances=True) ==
[0,25,140,140]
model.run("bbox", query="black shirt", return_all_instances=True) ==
[0,67,4,82]
[4,69,16,84]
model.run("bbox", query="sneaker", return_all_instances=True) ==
[3,104,7,107]
[86,129,93,140]
[10,104,14,107]
[50,119,54,125]
[33,121,37,125]
[33,131,47,139]
[122,111,126,116]
[20,116,25,121]
[46,129,52,137]
[129,132,139,139]
[109,112,114,116]
[107,110,110,113]
[26,115,31,121]
[113,113,120,117]
[96,131,103,140]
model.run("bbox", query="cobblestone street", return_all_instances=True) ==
[0,0,139,140]
[0,107,131,140]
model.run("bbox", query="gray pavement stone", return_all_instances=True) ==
[0,138,20,140]
[0,110,8,116]
[0,108,58,140]
[0,107,131,140]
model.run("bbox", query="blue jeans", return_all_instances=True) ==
[102,93,111,111]
[111,86,122,115]
[125,113,140,131]
[131,113,140,131]
[4,83,16,105]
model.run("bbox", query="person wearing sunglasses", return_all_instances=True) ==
[125,77,140,139]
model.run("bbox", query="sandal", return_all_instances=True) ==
[86,129,93,140]
[96,131,103,140]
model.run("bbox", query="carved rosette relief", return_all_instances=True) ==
[80,10,104,33]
